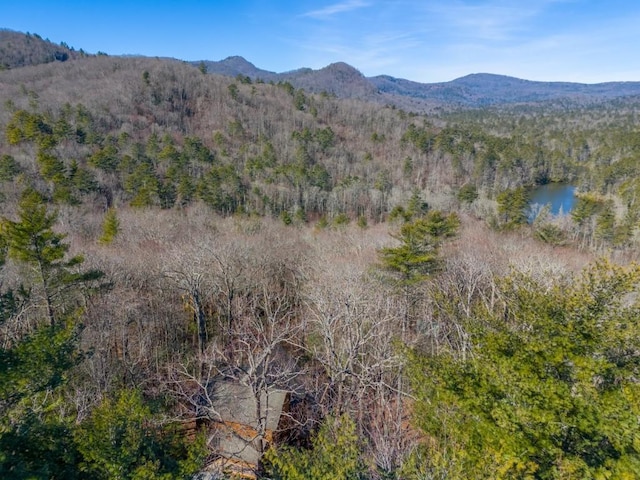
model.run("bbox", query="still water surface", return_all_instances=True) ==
[529,183,576,218]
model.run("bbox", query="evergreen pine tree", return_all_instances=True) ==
[2,189,103,326]
[98,208,120,245]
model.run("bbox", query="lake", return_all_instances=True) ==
[528,183,576,220]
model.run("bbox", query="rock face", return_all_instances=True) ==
[198,376,289,479]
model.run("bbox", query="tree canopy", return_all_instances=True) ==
[408,260,640,479]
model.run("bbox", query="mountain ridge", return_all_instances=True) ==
[0,28,88,69]
[198,55,640,110]
[3,29,640,111]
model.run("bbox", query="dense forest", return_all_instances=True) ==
[1,30,640,479]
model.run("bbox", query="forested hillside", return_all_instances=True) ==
[203,55,640,110]
[1,31,640,479]
[0,29,87,70]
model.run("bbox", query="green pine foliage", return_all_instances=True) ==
[0,406,80,479]
[379,211,459,286]
[2,188,104,326]
[332,212,350,228]
[407,260,640,479]
[406,189,430,219]
[0,322,81,479]
[280,209,293,225]
[534,222,567,246]
[264,415,364,480]
[0,154,21,182]
[457,183,479,204]
[5,109,53,146]
[496,186,530,229]
[75,389,206,480]
[0,321,78,414]
[99,208,120,245]
[595,201,616,243]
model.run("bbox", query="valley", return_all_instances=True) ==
[1,29,640,479]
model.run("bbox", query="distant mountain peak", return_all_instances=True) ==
[289,62,374,98]
[222,55,247,61]
[324,61,360,70]
[458,72,514,80]
[320,62,365,78]
[219,55,256,67]
[451,73,534,86]
[198,54,640,110]
[6,28,640,113]
[199,55,276,80]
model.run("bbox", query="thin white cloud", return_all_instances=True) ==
[292,0,640,83]
[302,0,371,19]
[424,2,542,41]
[416,0,579,44]
[296,26,424,74]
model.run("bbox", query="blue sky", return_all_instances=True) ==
[4,0,640,83]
